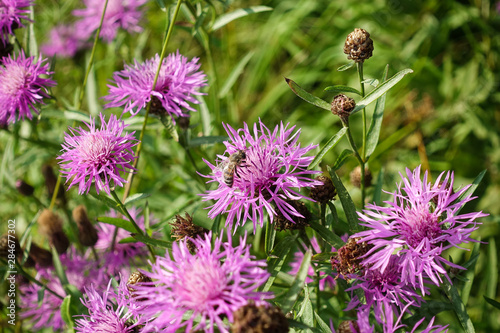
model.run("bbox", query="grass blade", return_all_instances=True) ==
[211,6,273,31]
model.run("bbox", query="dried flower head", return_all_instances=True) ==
[273,199,310,231]
[309,175,336,203]
[231,303,288,333]
[38,209,69,254]
[331,237,372,280]
[350,166,372,188]
[73,0,147,43]
[0,0,32,44]
[170,212,209,252]
[201,120,321,232]
[58,113,138,195]
[343,28,374,63]
[73,205,98,246]
[0,52,55,124]
[331,94,355,122]
[352,166,487,293]
[104,51,207,120]
[133,232,271,333]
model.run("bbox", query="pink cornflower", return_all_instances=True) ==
[133,232,271,333]
[58,113,138,195]
[0,51,55,124]
[104,51,207,119]
[353,166,487,293]
[0,0,32,44]
[75,277,141,333]
[41,24,83,58]
[201,120,321,231]
[73,0,146,43]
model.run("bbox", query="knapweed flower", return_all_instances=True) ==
[73,0,146,43]
[133,232,271,333]
[289,237,336,290]
[0,51,55,124]
[0,0,32,44]
[20,249,108,331]
[58,113,138,195]
[104,51,207,119]
[41,24,82,58]
[201,120,321,231]
[75,278,141,333]
[353,165,487,293]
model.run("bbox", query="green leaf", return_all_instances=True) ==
[366,65,389,161]
[288,320,316,331]
[89,192,119,211]
[296,287,314,326]
[219,52,254,98]
[324,85,361,95]
[285,78,331,111]
[188,136,229,147]
[484,296,500,310]
[314,311,333,333]
[118,236,138,244]
[60,295,73,330]
[160,114,179,142]
[362,78,379,87]
[455,170,486,215]
[132,233,171,248]
[211,6,273,31]
[155,0,167,11]
[308,128,347,170]
[372,167,384,205]
[312,252,335,262]
[51,247,69,287]
[461,242,480,305]
[265,220,276,254]
[352,68,413,114]
[337,62,354,71]
[328,168,360,232]
[124,193,151,206]
[97,217,136,234]
[442,278,475,333]
[309,220,344,249]
[261,235,298,292]
[332,149,353,171]
[281,249,312,313]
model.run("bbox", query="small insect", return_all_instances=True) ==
[223,150,246,187]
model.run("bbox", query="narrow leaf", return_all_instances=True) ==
[261,235,296,292]
[60,296,73,329]
[352,68,413,114]
[124,193,151,206]
[442,278,475,333]
[366,65,389,161]
[324,85,361,95]
[314,311,332,333]
[265,220,276,254]
[337,62,354,71]
[312,252,336,262]
[212,6,273,31]
[461,242,480,305]
[97,217,136,234]
[484,296,500,310]
[332,149,353,171]
[328,168,360,232]
[309,220,344,248]
[132,233,171,248]
[282,249,312,313]
[89,192,119,211]
[188,136,229,147]
[455,170,486,215]
[372,167,384,205]
[308,127,347,170]
[285,78,331,111]
[297,287,314,326]
[219,52,254,98]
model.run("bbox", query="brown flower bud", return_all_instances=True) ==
[338,320,360,333]
[16,179,34,196]
[310,175,336,203]
[232,302,288,333]
[343,28,374,63]
[150,96,166,116]
[350,166,372,188]
[170,213,209,253]
[127,271,153,300]
[177,116,190,130]
[72,205,98,246]
[331,94,356,122]
[24,242,53,268]
[331,237,373,280]
[274,199,310,231]
[38,209,69,254]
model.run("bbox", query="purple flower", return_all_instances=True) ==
[352,166,487,292]
[104,51,207,119]
[58,113,138,195]
[73,0,146,43]
[0,0,32,44]
[133,232,271,333]
[0,51,55,124]
[41,25,83,58]
[20,249,109,331]
[201,120,321,231]
[95,207,158,270]
[289,237,336,290]
[75,277,140,333]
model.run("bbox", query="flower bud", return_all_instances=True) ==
[232,302,288,333]
[310,175,336,203]
[127,271,153,300]
[331,94,356,122]
[24,242,53,268]
[72,205,98,246]
[38,209,69,254]
[16,179,34,196]
[274,199,310,231]
[177,116,190,130]
[350,166,372,188]
[343,28,374,63]
[331,237,372,280]
[170,213,209,253]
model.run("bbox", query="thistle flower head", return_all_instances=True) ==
[58,113,138,195]
[73,0,147,43]
[104,51,207,120]
[352,165,487,292]
[201,120,321,232]
[0,51,55,124]
[41,24,82,58]
[133,232,271,333]
[0,0,32,44]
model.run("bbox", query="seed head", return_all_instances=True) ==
[72,205,98,246]
[38,209,69,254]
[231,302,289,333]
[331,237,372,280]
[331,94,356,122]
[343,28,374,63]
[309,175,336,203]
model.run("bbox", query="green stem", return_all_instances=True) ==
[121,0,184,202]
[341,119,365,206]
[357,62,367,208]
[13,261,64,300]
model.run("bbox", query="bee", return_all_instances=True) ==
[223,150,246,187]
